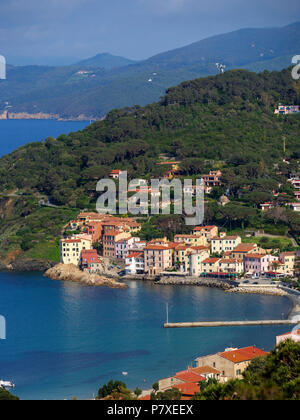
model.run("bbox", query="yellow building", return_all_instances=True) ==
[60,235,92,265]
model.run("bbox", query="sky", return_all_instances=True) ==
[0,0,300,65]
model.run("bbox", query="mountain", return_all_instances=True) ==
[0,22,299,119]
[0,68,300,261]
[75,53,137,69]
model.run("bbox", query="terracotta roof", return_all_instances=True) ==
[280,252,296,257]
[244,254,266,259]
[212,236,239,241]
[192,366,221,375]
[144,245,172,251]
[110,169,122,174]
[173,383,201,396]
[127,252,144,259]
[233,244,256,253]
[219,259,240,264]
[175,371,206,383]
[220,346,267,363]
[193,226,217,231]
[63,239,81,244]
[191,246,209,251]
[203,258,221,264]
[139,395,151,400]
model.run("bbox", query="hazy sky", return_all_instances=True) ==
[1,0,300,65]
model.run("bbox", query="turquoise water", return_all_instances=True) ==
[0,120,89,157]
[0,272,292,400]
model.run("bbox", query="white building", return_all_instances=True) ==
[211,235,242,254]
[276,329,300,345]
[125,252,145,275]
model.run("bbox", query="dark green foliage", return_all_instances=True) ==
[97,380,127,399]
[0,388,19,401]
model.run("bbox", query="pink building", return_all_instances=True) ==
[244,254,278,278]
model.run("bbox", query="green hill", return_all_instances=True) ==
[0,68,300,261]
[1,22,300,119]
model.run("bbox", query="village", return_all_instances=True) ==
[60,210,297,281]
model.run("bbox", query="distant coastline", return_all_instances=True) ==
[0,110,94,122]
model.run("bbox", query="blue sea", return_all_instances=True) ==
[0,120,294,400]
[0,119,89,157]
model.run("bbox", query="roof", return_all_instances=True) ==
[232,244,256,253]
[173,383,201,396]
[127,252,144,259]
[144,245,172,251]
[212,236,240,241]
[192,366,221,375]
[220,346,268,363]
[244,254,266,260]
[202,258,221,264]
[175,234,200,239]
[175,371,206,383]
[193,226,217,231]
[219,259,240,264]
[191,246,210,251]
[280,252,296,257]
[110,169,122,174]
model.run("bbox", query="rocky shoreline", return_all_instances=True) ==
[227,287,288,297]
[0,258,56,272]
[157,276,234,290]
[44,263,127,289]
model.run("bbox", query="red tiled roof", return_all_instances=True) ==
[203,258,221,264]
[144,245,172,251]
[127,252,144,259]
[220,346,268,363]
[244,254,266,259]
[175,371,206,383]
[193,226,217,231]
[192,366,221,375]
[173,383,201,396]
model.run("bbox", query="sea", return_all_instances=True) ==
[0,120,293,400]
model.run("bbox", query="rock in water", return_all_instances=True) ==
[44,264,127,289]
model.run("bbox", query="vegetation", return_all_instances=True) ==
[97,380,134,400]
[193,340,300,400]
[0,387,19,401]
[0,67,300,260]
[1,22,299,118]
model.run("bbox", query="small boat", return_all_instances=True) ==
[0,380,15,389]
[122,372,128,376]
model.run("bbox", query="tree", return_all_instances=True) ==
[152,382,159,394]
[134,388,142,398]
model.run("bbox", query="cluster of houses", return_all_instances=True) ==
[274,105,299,115]
[60,214,296,279]
[140,328,300,400]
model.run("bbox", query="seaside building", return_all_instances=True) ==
[103,231,132,259]
[244,253,279,277]
[115,236,142,260]
[196,346,268,380]
[80,249,103,273]
[144,243,174,276]
[230,243,263,260]
[125,252,145,275]
[60,236,92,265]
[189,249,211,277]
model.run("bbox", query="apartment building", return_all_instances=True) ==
[202,258,221,274]
[115,236,142,260]
[103,231,132,259]
[218,259,244,274]
[81,249,103,273]
[189,249,211,277]
[244,253,279,277]
[60,236,92,265]
[211,235,242,254]
[144,244,174,276]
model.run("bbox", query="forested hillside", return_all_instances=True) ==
[0,68,300,261]
[0,22,299,118]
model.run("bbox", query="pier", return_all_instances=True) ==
[164,320,298,329]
